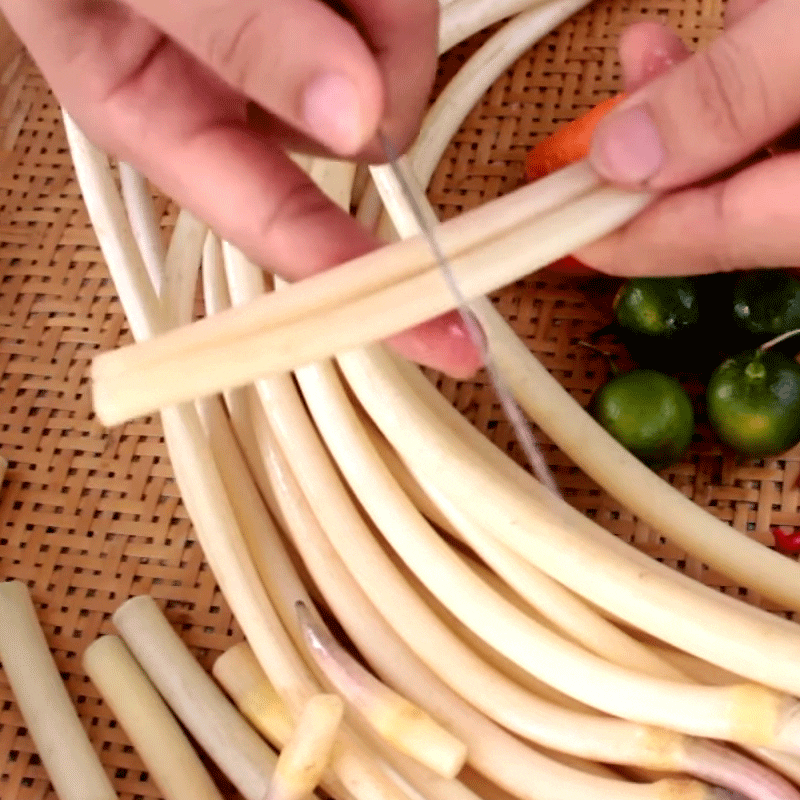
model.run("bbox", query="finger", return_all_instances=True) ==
[127,0,385,156]
[724,0,769,27]
[617,22,691,91]
[342,0,439,152]
[589,0,800,189]
[388,312,483,380]
[6,0,479,377]
[99,44,479,374]
[576,152,800,275]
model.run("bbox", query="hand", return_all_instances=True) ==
[1,0,481,377]
[577,0,800,276]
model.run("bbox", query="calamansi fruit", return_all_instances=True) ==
[732,270,800,339]
[707,349,800,457]
[614,277,700,338]
[590,369,695,470]
[612,277,703,369]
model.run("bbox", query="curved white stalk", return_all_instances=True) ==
[160,209,206,327]
[448,515,689,680]
[336,344,800,744]
[199,234,282,521]
[119,162,165,291]
[439,0,560,53]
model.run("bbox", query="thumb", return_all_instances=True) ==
[589,0,800,189]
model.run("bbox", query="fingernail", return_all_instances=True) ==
[591,104,665,184]
[302,72,365,155]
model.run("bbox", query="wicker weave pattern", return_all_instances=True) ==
[0,53,240,800]
[2,1,798,799]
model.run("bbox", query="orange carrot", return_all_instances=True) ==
[525,94,625,274]
[525,94,625,182]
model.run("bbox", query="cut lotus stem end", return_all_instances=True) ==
[265,694,344,800]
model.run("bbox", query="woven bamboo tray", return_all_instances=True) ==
[3,1,796,798]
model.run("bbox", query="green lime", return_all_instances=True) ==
[732,270,800,339]
[613,277,700,338]
[707,348,800,457]
[591,369,695,470]
[612,277,702,370]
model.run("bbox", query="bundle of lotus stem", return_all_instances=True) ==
[61,1,800,799]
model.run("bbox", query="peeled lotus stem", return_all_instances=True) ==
[214,643,354,800]
[83,634,224,800]
[265,693,345,800]
[225,246,712,800]
[66,114,439,800]
[119,161,165,290]
[90,164,650,425]
[160,209,206,327]
[0,580,118,800]
[112,595,277,800]
[214,642,296,746]
[62,1,800,797]
[296,600,468,779]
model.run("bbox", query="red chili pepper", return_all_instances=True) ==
[772,527,800,553]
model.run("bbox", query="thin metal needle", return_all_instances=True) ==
[379,134,561,498]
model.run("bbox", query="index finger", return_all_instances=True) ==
[344,0,440,153]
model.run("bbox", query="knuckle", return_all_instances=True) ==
[704,181,745,272]
[256,179,333,256]
[688,37,769,146]
[200,8,272,95]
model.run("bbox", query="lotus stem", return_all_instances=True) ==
[214,642,296,746]
[83,634,224,800]
[112,596,277,800]
[119,161,164,291]
[160,208,206,327]
[296,600,468,779]
[266,694,344,800]
[0,580,118,800]
[90,166,647,425]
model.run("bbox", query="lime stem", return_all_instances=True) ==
[744,359,766,381]
[577,341,620,375]
[759,328,800,352]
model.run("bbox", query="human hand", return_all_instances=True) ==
[577,0,800,276]
[1,0,481,377]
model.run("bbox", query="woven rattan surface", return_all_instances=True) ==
[2,1,795,799]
